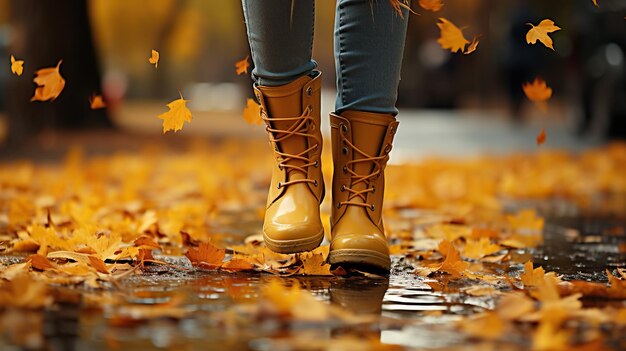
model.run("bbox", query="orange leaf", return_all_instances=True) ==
[221,258,255,272]
[243,98,262,125]
[31,60,65,102]
[536,127,546,145]
[437,17,470,53]
[526,19,561,50]
[464,35,480,55]
[157,93,192,133]
[298,251,332,276]
[148,49,159,68]
[185,242,225,269]
[26,254,55,271]
[10,55,24,76]
[418,0,443,12]
[592,0,598,7]
[235,56,250,75]
[432,239,469,278]
[523,78,552,113]
[88,255,109,274]
[89,94,107,109]
[459,312,504,340]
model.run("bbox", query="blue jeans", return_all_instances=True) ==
[241,0,410,116]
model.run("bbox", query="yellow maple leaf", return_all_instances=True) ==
[10,55,24,76]
[89,94,107,109]
[437,17,470,53]
[526,19,561,50]
[243,98,262,125]
[158,93,192,133]
[520,261,561,288]
[298,251,332,276]
[462,237,501,260]
[418,0,443,12]
[31,60,65,102]
[235,55,250,75]
[148,49,159,68]
[464,35,480,55]
[431,239,469,278]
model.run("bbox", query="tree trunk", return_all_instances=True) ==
[6,0,111,146]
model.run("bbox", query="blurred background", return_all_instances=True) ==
[0,0,624,157]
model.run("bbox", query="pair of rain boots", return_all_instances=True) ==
[254,72,398,272]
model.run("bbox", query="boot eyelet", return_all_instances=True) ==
[385,145,391,153]
[371,187,375,193]
[314,160,319,168]
[342,147,348,155]
[277,182,282,189]
[336,203,342,209]
[340,185,345,192]
[390,126,395,134]
[310,123,316,130]
[369,204,375,211]
[340,123,347,133]
[343,166,348,174]
[306,86,313,96]
[313,180,318,187]
[307,104,313,112]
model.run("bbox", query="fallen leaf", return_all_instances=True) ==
[31,60,65,102]
[418,0,443,12]
[185,242,225,269]
[26,254,55,271]
[464,35,480,55]
[148,49,159,68]
[89,94,107,109]
[235,56,250,75]
[536,127,546,145]
[526,19,561,50]
[462,237,501,260]
[0,273,50,309]
[298,251,332,276]
[243,98,262,125]
[10,55,24,76]
[520,261,560,288]
[463,285,497,297]
[496,292,535,320]
[437,18,470,53]
[459,312,505,340]
[157,93,192,133]
[430,239,469,278]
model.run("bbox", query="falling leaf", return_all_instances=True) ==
[437,17,470,53]
[592,0,598,7]
[235,56,250,75]
[148,49,159,68]
[243,98,262,125]
[31,60,65,102]
[89,94,107,109]
[523,78,552,113]
[418,0,443,12]
[464,35,480,55]
[10,55,24,76]
[157,93,192,133]
[526,19,561,50]
[536,127,546,145]
[185,242,225,269]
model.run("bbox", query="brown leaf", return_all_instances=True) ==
[185,242,225,269]
[536,127,546,145]
[88,255,109,274]
[26,254,56,271]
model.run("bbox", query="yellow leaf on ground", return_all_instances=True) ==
[520,261,560,288]
[496,292,535,320]
[462,237,501,259]
[418,0,443,12]
[463,285,498,297]
[31,60,65,102]
[459,312,505,340]
[148,49,159,68]
[235,56,250,75]
[506,209,545,232]
[298,251,332,276]
[243,98,262,125]
[431,239,469,278]
[526,19,561,50]
[10,55,24,76]
[158,93,192,133]
[437,17,470,53]
[89,94,107,109]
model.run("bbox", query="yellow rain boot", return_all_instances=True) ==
[254,72,324,253]
[329,110,399,271]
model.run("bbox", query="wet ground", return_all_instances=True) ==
[1,202,624,351]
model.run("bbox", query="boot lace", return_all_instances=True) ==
[263,105,320,188]
[337,126,391,210]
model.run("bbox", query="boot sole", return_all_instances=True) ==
[329,249,391,271]
[263,230,324,254]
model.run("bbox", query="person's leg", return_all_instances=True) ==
[242,0,325,254]
[334,0,410,116]
[241,0,317,86]
[329,0,410,272]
